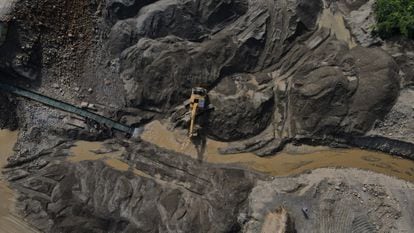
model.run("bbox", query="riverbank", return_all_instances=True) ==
[0,130,38,233]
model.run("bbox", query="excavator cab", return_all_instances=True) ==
[188,87,207,138]
[190,87,207,108]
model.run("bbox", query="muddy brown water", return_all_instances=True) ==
[68,141,151,178]
[0,130,39,233]
[141,121,414,182]
[4,123,413,233]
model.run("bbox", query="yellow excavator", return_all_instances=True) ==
[188,87,207,138]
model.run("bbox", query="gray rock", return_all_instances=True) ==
[343,0,382,47]
[220,31,399,155]
[207,74,274,141]
[288,44,399,137]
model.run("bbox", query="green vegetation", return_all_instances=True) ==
[374,0,414,39]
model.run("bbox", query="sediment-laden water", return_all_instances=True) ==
[141,121,414,182]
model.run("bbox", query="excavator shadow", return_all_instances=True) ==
[191,129,207,162]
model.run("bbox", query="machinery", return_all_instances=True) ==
[188,87,207,138]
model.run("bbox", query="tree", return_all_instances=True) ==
[374,0,414,39]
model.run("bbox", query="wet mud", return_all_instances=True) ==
[141,121,414,182]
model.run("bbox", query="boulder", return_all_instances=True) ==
[286,44,399,137]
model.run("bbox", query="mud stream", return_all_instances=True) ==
[68,141,151,178]
[141,121,414,182]
[2,120,414,233]
[0,130,38,233]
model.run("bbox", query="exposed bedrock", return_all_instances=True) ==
[107,0,249,56]
[116,0,322,111]
[207,74,274,141]
[221,31,400,155]
[108,0,402,152]
[4,141,257,232]
[287,44,399,137]
[2,0,403,152]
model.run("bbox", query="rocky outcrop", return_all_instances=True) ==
[384,40,414,87]
[116,0,322,112]
[4,140,257,233]
[221,30,400,155]
[207,74,274,141]
[288,45,399,137]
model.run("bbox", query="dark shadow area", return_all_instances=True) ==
[191,94,212,162]
[0,20,42,88]
[107,0,158,22]
[192,129,207,162]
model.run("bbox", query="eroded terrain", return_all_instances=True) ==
[0,0,414,232]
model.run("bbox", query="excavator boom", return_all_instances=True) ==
[189,102,198,137]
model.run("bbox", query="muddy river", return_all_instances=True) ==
[0,130,38,233]
[141,121,414,182]
[2,120,414,233]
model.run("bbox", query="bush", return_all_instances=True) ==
[374,0,414,39]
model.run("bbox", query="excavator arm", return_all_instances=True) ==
[189,102,198,138]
